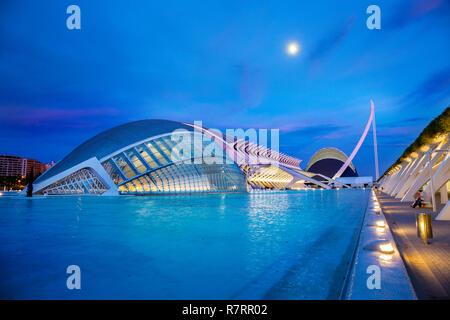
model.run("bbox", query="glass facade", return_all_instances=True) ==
[125,149,147,173]
[118,161,246,194]
[112,154,136,179]
[145,141,169,165]
[246,165,293,189]
[135,145,158,169]
[102,159,123,184]
[40,168,108,195]
[101,133,247,195]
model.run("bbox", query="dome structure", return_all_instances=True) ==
[30,119,249,196]
[305,147,358,179]
[34,120,193,184]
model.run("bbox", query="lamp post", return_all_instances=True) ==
[427,148,449,212]
[416,212,433,244]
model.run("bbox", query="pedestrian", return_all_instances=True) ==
[411,190,423,208]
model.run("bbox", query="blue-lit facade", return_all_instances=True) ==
[32,120,248,196]
[99,134,247,195]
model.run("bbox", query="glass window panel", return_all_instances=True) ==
[155,139,172,159]
[163,136,175,148]
[125,149,147,173]
[133,179,144,192]
[126,182,136,192]
[102,160,124,184]
[136,145,158,169]
[136,177,148,192]
[146,142,168,165]
[144,175,158,192]
[162,137,183,162]
[112,155,136,179]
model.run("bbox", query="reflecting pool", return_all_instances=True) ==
[0,189,369,299]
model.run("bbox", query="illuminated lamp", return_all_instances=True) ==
[375,220,385,228]
[378,242,394,254]
[379,254,392,261]
[416,212,433,245]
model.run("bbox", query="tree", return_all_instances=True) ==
[380,106,450,180]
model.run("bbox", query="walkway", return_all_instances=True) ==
[377,192,450,299]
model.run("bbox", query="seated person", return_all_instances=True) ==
[411,190,423,208]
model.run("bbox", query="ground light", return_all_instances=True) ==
[376,220,385,227]
[379,242,394,254]
[379,253,393,261]
[375,220,386,233]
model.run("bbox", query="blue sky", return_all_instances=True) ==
[0,0,449,176]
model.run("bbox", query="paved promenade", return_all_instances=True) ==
[377,192,450,299]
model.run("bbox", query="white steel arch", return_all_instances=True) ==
[333,100,379,180]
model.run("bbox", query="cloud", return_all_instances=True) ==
[0,105,121,133]
[376,125,424,137]
[385,0,447,30]
[280,124,348,140]
[401,66,450,108]
[307,15,355,72]
[380,116,429,128]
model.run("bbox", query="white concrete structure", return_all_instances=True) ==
[379,134,450,220]
[334,100,379,180]
[335,176,373,188]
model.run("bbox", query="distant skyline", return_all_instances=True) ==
[1,0,449,176]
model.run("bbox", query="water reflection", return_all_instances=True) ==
[0,189,369,299]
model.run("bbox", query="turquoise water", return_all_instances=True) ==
[0,189,369,299]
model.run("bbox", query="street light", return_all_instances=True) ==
[416,212,433,244]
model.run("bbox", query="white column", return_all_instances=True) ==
[440,181,448,204]
[372,104,379,180]
[436,201,450,221]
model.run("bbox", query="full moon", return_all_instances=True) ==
[286,42,300,55]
